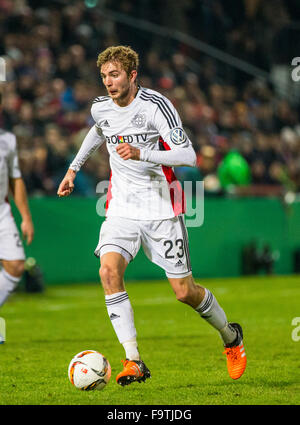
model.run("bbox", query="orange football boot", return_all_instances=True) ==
[223,322,247,380]
[116,359,151,386]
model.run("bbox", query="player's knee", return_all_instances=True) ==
[4,260,25,278]
[99,264,121,288]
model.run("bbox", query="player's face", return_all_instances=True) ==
[100,61,137,105]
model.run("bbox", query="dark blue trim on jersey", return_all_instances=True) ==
[148,93,179,127]
[92,96,110,104]
[140,90,178,128]
[94,243,134,262]
[140,91,178,129]
[140,94,173,129]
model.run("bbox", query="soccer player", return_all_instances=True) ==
[0,91,34,342]
[57,46,247,384]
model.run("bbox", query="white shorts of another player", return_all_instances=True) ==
[0,208,25,261]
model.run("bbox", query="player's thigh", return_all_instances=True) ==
[94,216,141,263]
[141,215,192,278]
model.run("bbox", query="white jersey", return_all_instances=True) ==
[0,129,21,220]
[90,86,191,220]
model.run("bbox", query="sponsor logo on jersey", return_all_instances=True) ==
[106,134,148,144]
[131,113,146,128]
[170,127,187,145]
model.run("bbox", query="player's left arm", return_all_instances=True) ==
[8,137,34,245]
[9,178,34,245]
[116,97,196,167]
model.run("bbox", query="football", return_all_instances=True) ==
[68,350,111,391]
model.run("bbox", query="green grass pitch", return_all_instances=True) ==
[0,275,299,405]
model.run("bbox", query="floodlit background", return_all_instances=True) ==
[1,0,300,281]
[0,0,300,407]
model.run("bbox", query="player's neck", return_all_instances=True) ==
[113,85,138,107]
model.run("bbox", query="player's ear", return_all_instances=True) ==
[130,70,137,84]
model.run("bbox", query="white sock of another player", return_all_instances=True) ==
[195,288,237,346]
[0,269,20,306]
[105,291,140,360]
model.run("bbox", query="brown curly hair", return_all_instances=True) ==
[96,45,139,77]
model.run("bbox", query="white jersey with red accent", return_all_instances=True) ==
[0,129,21,220]
[90,86,192,220]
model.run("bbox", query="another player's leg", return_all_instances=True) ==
[0,260,24,306]
[0,260,25,343]
[99,251,151,386]
[168,275,247,380]
[0,214,26,309]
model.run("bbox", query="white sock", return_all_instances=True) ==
[122,338,140,361]
[0,269,20,307]
[105,291,140,359]
[195,288,237,345]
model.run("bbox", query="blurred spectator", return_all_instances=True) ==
[218,150,251,191]
[0,0,299,197]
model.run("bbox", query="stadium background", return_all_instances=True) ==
[1,0,300,283]
[1,0,300,408]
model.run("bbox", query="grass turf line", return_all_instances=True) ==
[0,275,299,405]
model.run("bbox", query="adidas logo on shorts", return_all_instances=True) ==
[175,259,184,267]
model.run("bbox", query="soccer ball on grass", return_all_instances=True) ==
[68,350,111,391]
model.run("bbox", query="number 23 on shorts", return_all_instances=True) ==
[163,239,184,259]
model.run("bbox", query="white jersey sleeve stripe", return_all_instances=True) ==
[140,94,173,129]
[140,92,178,129]
[140,90,179,127]
[142,92,179,128]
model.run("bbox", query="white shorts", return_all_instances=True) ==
[94,215,192,278]
[0,210,25,261]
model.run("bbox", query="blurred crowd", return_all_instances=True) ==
[0,0,300,196]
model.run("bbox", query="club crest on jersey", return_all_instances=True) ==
[131,113,146,128]
[170,127,187,145]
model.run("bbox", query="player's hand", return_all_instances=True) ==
[57,169,76,197]
[21,219,34,245]
[116,143,140,160]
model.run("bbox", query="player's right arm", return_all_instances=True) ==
[57,168,77,197]
[57,125,105,197]
[8,134,34,244]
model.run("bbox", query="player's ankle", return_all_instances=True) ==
[122,338,140,361]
